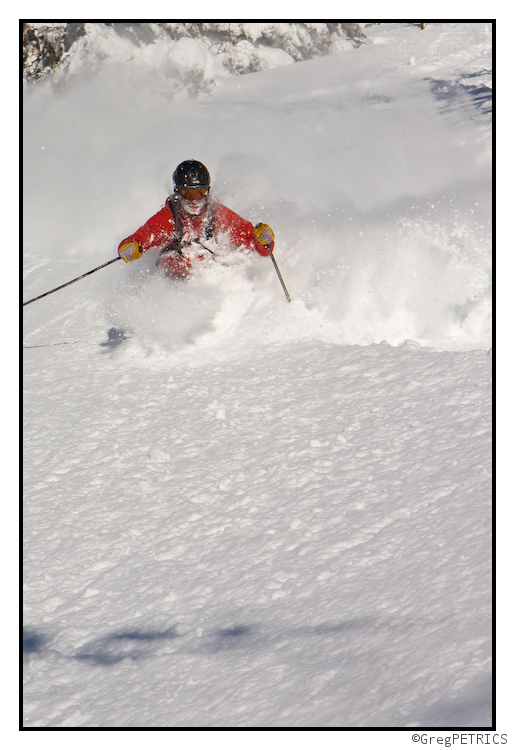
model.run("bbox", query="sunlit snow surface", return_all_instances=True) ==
[23,23,492,728]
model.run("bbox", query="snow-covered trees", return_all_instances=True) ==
[22,22,368,82]
[23,23,85,79]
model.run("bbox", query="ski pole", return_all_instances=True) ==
[23,257,121,307]
[267,245,291,302]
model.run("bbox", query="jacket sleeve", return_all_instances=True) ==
[118,204,175,253]
[214,205,273,256]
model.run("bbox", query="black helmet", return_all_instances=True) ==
[173,160,210,191]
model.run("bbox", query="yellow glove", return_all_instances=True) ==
[253,223,275,246]
[118,241,143,263]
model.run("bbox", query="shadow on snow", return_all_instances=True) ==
[426,71,492,117]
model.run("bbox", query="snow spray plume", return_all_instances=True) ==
[23,257,121,306]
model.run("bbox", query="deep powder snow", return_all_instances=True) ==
[23,23,492,730]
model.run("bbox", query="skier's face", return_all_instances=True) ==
[179,188,208,216]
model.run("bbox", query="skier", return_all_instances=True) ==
[117,160,275,277]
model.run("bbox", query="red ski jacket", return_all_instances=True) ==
[118,198,272,277]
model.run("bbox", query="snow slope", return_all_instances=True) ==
[23,22,492,730]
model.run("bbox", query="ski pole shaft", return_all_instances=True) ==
[23,257,121,307]
[267,246,291,302]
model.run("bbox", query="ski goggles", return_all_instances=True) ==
[180,188,208,200]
